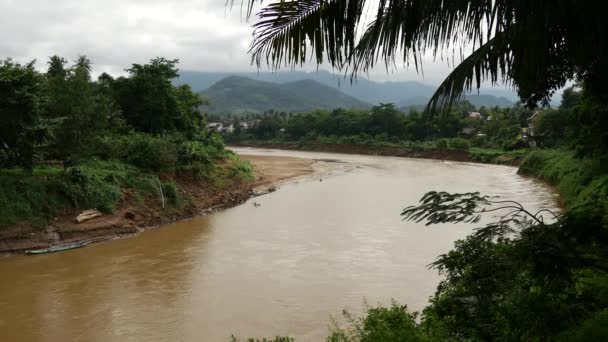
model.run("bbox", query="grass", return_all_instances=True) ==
[518,149,608,207]
[0,160,162,229]
[0,150,257,230]
[469,147,529,164]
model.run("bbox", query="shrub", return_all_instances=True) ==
[161,181,180,207]
[436,139,448,149]
[327,303,427,342]
[448,137,471,150]
[61,165,122,213]
[93,132,179,171]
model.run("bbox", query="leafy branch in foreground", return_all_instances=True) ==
[399,192,608,340]
[401,191,560,241]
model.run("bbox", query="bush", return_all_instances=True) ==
[327,303,427,342]
[519,149,608,208]
[436,139,448,149]
[161,181,181,207]
[93,131,230,173]
[0,171,65,228]
[448,137,471,150]
[94,132,179,171]
[61,165,122,213]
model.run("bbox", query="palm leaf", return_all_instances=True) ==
[237,0,608,114]
[249,0,365,69]
[424,32,512,117]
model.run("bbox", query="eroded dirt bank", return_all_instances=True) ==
[0,155,316,254]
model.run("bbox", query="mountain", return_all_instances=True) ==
[177,70,520,106]
[199,76,370,114]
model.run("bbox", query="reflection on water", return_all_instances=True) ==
[0,148,558,341]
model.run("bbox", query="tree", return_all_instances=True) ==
[111,58,203,135]
[240,1,608,115]
[45,55,116,162]
[0,60,46,169]
[367,103,405,137]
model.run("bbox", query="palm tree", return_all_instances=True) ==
[237,0,607,115]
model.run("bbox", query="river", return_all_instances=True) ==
[0,148,558,341]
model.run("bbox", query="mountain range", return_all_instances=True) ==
[176,70,520,114]
[199,76,369,114]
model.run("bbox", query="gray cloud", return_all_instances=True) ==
[1,0,454,82]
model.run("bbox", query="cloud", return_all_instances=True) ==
[0,0,454,82]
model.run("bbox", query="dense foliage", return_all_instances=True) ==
[226,102,530,154]
[0,56,251,229]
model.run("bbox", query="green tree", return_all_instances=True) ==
[0,60,46,169]
[111,58,203,134]
[45,55,116,162]
[367,103,405,137]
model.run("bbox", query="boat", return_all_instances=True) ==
[25,242,89,255]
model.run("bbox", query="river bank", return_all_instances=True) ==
[229,141,528,166]
[0,154,316,254]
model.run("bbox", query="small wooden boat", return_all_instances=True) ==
[25,242,89,255]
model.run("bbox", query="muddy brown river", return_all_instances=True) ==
[0,148,558,341]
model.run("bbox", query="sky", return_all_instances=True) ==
[0,0,457,84]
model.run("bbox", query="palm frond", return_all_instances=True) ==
[250,0,365,69]
[424,32,512,117]
[238,0,608,114]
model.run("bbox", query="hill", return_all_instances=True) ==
[199,76,370,114]
[177,70,521,107]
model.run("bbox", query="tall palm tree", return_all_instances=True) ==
[237,0,607,115]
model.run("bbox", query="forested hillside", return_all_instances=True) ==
[199,76,370,114]
[177,70,521,107]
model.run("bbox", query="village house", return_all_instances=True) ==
[206,122,223,132]
[468,111,484,120]
[523,111,541,147]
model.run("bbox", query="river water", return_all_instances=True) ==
[0,148,558,341]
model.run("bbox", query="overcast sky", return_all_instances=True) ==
[0,0,461,83]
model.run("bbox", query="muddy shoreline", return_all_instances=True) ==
[229,142,524,166]
[0,154,316,255]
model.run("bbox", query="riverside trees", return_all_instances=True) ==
[0,56,249,229]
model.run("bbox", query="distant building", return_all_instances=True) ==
[468,112,484,120]
[207,122,223,131]
[523,111,541,147]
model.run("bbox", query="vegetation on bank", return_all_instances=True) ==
[222,101,533,165]
[519,149,608,208]
[0,57,252,231]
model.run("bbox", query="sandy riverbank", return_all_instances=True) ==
[244,154,317,191]
[0,154,316,254]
